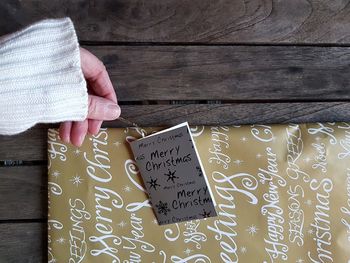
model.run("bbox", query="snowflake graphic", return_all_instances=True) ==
[307,228,314,235]
[123,185,132,192]
[305,199,313,206]
[113,141,121,147]
[118,221,127,228]
[241,137,248,142]
[73,149,81,155]
[184,248,193,256]
[200,209,211,218]
[240,246,247,254]
[196,166,203,177]
[256,153,262,159]
[70,175,83,187]
[164,169,179,183]
[304,157,312,163]
[51,170,60,179]
[153,219,158,224]
[315,136,322,141]
[246,224,259,236]
[156,201,171,216]
[233,159,243,165]
[147,176,161,191]
[56,237,65,244]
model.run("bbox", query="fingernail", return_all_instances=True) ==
[107,104,121,119]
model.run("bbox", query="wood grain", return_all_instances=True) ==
[88,45,350,101]
[1,102,350,161]
[0,166,47,220]
[0,223,46,263]
[1,0,350,44]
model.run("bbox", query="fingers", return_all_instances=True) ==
[87,95,121,120]
[88,119,103,135]
[70,120,88,147]
[59,121,72,143]
[80,47,117,103]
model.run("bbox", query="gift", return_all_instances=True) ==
[47,123,350,262]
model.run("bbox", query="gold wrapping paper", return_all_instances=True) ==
[48,123,350,262]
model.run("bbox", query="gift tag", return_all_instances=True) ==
[130,122,217,225]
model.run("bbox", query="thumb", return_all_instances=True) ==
[87,95,121,120]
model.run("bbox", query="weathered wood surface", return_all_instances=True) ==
[0,223,46,263]
[89,45,350,101]
[1,0,350,44]
[0,166,47,220]
[1,102,350,161]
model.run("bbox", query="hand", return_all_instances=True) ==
[59,47,120,147]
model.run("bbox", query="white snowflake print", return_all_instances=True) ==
[73,149,81,155]
[51,170,60,179]
[304,157,312,163]
[233,159,244,165]
[315,136,322,141]
[305,199,313,206]
[240,246,247,254]
[70,175,83,187]
[113,141,121,147]
[246,224,259,236]
[184,248,193,256]
[153,219,158,224]
[296,259,304,263]
[118,221,127,228]
[123,185,132,192]
[241,136,248,142]
[56,237,65,244]
[256,153,262,159]
[307,228,314,235]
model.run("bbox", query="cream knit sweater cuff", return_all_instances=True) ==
[0,18,88,135]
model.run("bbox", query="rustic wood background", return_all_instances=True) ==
[1,0,350,262]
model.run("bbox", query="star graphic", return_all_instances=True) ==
[147,176,161,190]
[73,149,81,155]
[240,246,247,254]
[246,224,259,236]
[196,166,203,177]
[184,248,193,256]
[118,221,127,228]
[256,153,262,159]
[56,237,66,244]
[51,170,60,179]
[156,201,171,216]
[70,175,83,187]
[164,169,179,183]
[123,185,132,192]
[200,209,211,218]
[241,137,247,142]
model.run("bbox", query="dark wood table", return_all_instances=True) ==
[1,1,350,262]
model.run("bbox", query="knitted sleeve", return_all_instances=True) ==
[0,18,88,135]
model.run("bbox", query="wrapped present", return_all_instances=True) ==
[47,123,350,262]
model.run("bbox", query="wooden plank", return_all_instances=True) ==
[0,223,46,263]
[1,1,350,44]
[89,45,350,101]
[0,166,47,220]
[1,102,350,161]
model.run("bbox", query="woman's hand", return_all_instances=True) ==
[59,47,120,147]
